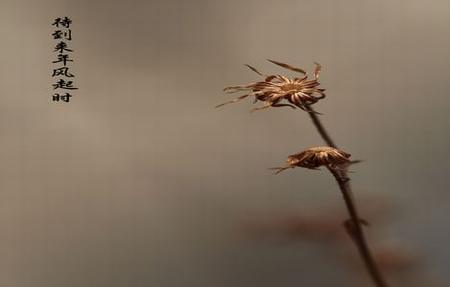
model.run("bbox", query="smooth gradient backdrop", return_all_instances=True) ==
[0,0,449,286]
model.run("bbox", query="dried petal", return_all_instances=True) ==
[244,64,264,76]
[267,59,306,74]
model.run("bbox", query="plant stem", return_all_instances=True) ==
[303,105,337,148]
[327,166,388,287]
[304,105,389,287]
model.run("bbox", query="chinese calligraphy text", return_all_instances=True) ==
[51,17,77,103]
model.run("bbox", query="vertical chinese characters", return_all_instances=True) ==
[51,17,77,103]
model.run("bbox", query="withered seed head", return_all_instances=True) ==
[272,146,351,174]
[216,60,326,112]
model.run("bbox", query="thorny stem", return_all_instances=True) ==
[304,104,389,287]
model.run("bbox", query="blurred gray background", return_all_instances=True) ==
[0,0,449,286]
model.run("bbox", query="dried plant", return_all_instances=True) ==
[271,146,351,173]
[217,60,390,287]
[216,60,325,112]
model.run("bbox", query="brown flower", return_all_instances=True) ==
[272,146,351,174]
[216,60,326,112]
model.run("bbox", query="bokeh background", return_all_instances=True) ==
[0,0,449,286]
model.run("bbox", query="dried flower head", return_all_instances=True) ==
[272,146,351,174]
[216,59,326,112]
